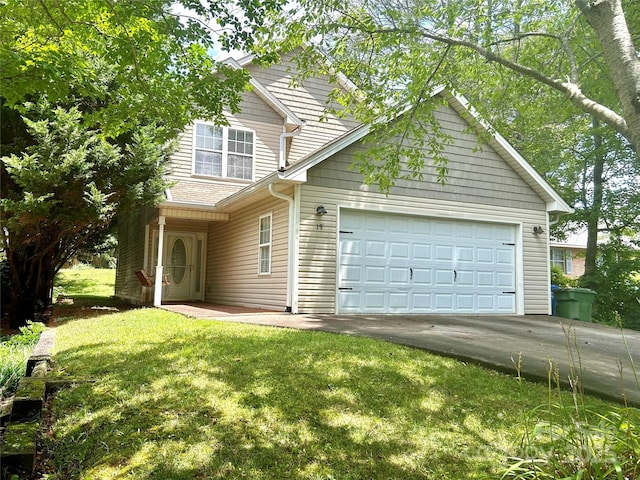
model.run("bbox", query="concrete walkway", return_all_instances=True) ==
[161,304,640,407]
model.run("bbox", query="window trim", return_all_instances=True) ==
[550,247,572,275]
[192,121,255,181]
[258,213,272,275]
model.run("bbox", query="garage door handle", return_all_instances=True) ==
[410,268,413,280]
[339,287,353,291]
[454,270,457,281]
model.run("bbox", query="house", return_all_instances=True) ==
[550,231,587,279]
[115,51,573,315]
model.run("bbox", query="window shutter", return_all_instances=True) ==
[565,250,572,275]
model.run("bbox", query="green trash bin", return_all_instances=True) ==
[554,288,596,322]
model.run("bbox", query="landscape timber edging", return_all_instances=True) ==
[0,328,56,480]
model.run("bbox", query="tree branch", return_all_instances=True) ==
[350,24,632,142]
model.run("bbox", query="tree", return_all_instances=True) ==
[1,0,287,328]
[1,100,172,328]
[263,0,639,167]
[259,0,639,320]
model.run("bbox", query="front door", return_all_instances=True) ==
[163,233,195,301]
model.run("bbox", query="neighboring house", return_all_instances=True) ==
[115,51,572,315]
[550,231,588,279]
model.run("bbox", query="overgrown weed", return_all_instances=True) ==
[0,321,45,398]
[501,324,640,480]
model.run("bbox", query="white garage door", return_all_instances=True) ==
[338,210,517,314]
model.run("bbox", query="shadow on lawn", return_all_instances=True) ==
[48,316,530,479]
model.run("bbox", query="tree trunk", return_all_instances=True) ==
[7,242,56,329]
[576,0,640,152]
[582,116,605,289]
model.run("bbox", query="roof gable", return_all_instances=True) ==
[224,57,304,128]
[276,88,572,214]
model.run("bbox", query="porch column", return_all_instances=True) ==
[154,216,166,307]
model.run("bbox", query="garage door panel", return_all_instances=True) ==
[456,246,474,263]
[497,295,516,311]
[340,239,361,256]
[365,266,386,283]
[390,217,410,234]
[435,269,454,285]
[497,272,515,288]
[496,249,515,265]
[435,294,454,309]
[366,240,386,257]
[412,268,432,286]
[390,242,410,259]
[364,292,385,309]
[390,293,409,309]
[413,244,432,260]
[390,267,409,284]
[338,291,361,309]
[477,270,496,287]
[456,294,474,310]
[456,270,474,286]
[340,265,362,283]
[476,248,495,263]
[496,227,516,243]
[413,293,431,309]
[338,210,517,314]
[434,222,454,237]
[435,245,454,261]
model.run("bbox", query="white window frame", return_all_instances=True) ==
[258,213,272,275]
[550,247,572,275]
[192,121,255,181]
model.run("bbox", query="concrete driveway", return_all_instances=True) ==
[161,304,640,407]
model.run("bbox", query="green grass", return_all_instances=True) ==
[52,268,134,322]
[55,268,116,298]
[45,310,620,480]
[0,322,45,397]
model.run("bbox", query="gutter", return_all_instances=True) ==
[268,183,299,314]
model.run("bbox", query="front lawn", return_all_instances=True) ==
[45,310,620,480]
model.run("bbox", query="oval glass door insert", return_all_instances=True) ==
[171,238,187,284]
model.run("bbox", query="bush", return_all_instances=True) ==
[580,238,640,330]
[0,321,45,398]
[551,265,574,288]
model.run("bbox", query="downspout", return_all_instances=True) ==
[268,184,298,313]
[278,124,304,170]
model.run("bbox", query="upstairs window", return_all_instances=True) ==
[193,122,254,180]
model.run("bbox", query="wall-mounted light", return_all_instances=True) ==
[316,205,328,216]
[533,226,545,235]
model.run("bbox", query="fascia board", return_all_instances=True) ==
[442,90,573,214]
[248,77,304,126]
[281,123,372,179]
[214,172,279,209]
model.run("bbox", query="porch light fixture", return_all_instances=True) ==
[316,205,328,216]
[533,226,545,235]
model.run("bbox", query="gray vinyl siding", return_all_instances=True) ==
[307,104,545,211]
[205,196,289,310]
[115,208,157,304]
[246,52,360,163]
[296,185,550,314]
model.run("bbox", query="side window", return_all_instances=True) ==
[550,248,571,274]
[193,122,254,180]
[194,123,223,176]
[258,214,272,275]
